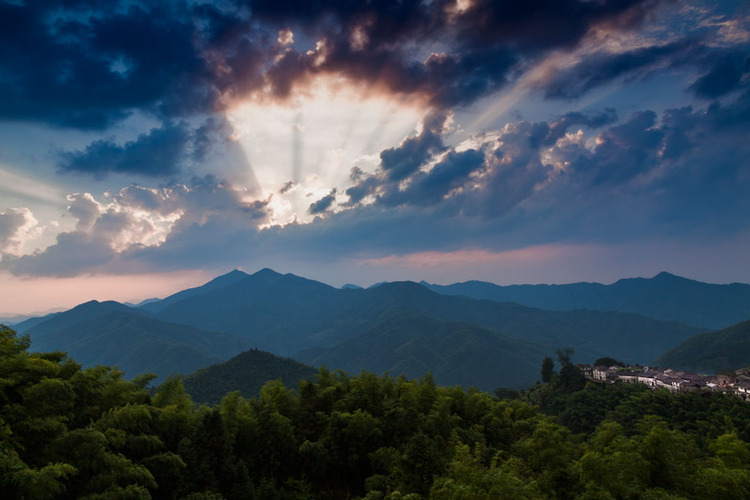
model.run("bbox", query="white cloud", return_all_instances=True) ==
[2,177,270,276]
[0,207,42,259]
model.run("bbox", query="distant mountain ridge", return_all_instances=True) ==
[422,272,750,329]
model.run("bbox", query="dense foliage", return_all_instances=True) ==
[526,369,750,440]
[2,325,749,499]
[183,349,318,405]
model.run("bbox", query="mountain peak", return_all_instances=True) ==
[651,271,694,283]
[371,281,430,295]
[201,269,250,288]
[213,269,250,280]
[253,267,282,277]
[653,271,678,280]
[226,268,248,277]
[66,299,133,316]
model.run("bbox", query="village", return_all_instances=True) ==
[577,364,750,401]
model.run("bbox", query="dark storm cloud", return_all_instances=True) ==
[0,1,211,129]
[247,0,649,53]
[574,110,664,186]
[380,111,448,181]
[246,0,655,107]
[381,148,486,208]
[0,0,659,131]
[545,109,619,145]
[540,41,699,99]
[344,170,379,206]
[690,53,749,99]
[308,189,337,215]
[57,122,192,178]
[56,117,239,178]
[191,117,235,163]
[650,94,750,229]
[339,92,750,238]
[347,109,621,216]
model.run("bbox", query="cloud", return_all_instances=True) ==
[0,0,669,132]
[2,176,269,276]
[0,208,40,259]
[539,41,697,99]
[67,193,104,231]
[576,110,664,186]
[57,122,192,178]
[2,0,745,145]
[529,1,750,104]
[395,148,486,207]
[247,0,662,107]
[545,109,619,145]
[4,90,750,279]
[689,53,749,99]
[0,1,206,129]
[340,95,750,240]
[308,189,337,215]
[346,115,559,217]
[380,111,449,181]
[56,117,242,179]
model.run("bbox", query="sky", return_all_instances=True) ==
[1,0,749,314]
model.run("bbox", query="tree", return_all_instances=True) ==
[556,348,585,394]
[541,357,555,384]
[430,444,543,499]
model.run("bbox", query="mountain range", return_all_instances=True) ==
[142,270,705,361]
[8,268,748,394]
[422,272,750,329]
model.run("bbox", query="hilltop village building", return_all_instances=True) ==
[581,364,750,402]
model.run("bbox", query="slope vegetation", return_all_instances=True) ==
[20,300,251,382]
[655,319,750,372]
[296,312,546,391]
[183,349,318,405]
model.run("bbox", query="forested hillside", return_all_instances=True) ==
[2,325,748,499]
[183,349,318,405]
[655,319,750,373]
[295,312,546,391]
[16,301,251,382]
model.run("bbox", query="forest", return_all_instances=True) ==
[2,325,749,499]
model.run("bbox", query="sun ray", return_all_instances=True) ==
[226,78,428,225]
